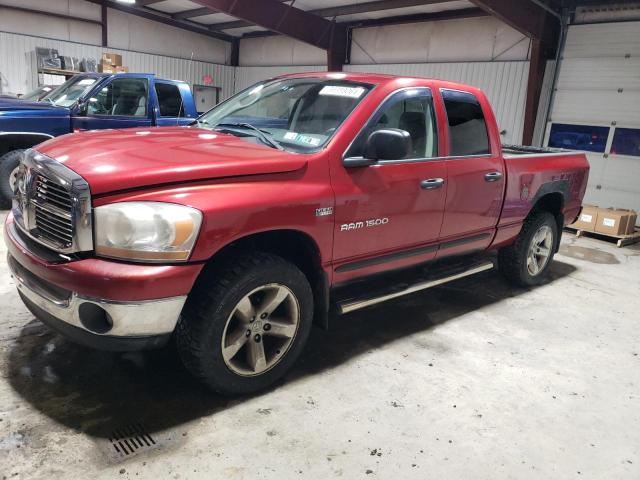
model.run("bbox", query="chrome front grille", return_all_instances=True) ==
[33,175,74,249]
[12,149,93,254]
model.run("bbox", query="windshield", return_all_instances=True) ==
[22,86,53,101]
[197,77,373,152]
[42,76,98,107]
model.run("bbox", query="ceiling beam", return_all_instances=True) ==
[468,0,559,47]
[172,7,212,20]
[135,0,165,6]
[208,0,460,32]
[85,0,234,42]
[344,7,488,28]
[191,0,348,51]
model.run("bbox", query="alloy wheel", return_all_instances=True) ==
[221,283,300,376]
[527,225,553,276]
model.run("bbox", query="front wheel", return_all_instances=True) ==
[498,211,558,287]
[176,252,314,395]
[0,150,23,209]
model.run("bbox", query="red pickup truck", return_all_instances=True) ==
[5,72,589,394]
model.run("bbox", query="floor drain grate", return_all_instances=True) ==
[109,423,156,457]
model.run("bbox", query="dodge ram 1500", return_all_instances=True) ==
[5,72,589,394]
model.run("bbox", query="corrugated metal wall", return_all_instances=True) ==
[0,30,235,99]
[345,61,530,145]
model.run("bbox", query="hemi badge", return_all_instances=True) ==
[315,207,333,217]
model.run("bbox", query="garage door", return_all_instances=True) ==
[544,21,640,220]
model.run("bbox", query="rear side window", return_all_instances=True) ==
[441,89,490,156]
[155,82,185,117]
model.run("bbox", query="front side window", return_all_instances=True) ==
[87,78,149,117]
[197,78,373,153]
[548,123,609,153]
[42,76,97,107]
[442,89,490,157]
[155,82,184,117]
[346,89,438,160]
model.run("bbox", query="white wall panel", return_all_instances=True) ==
[107,9,230,64]
[234,65,326,92]
[346,61,529,144]
[239,36,326,66]
[0,1,230,63]
[0,31,234,99]
[350,17,530,65]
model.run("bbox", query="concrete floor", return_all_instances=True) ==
[1,209,639,480]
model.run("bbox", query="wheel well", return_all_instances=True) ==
[530,192,564,251]
[202,230,329,329]
[0,134,52,157]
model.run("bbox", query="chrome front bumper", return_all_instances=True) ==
[8,254,186,339]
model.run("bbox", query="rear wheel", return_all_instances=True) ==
[498,211,558,287]
[0,150,23,209]
[176,252,313,395]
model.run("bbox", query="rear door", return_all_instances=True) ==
[331,87,447,279]
[437,89,505,255]
[72,76,152,131]
[154,81,194,126]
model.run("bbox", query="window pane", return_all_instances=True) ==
[155,82,184,117]
[611,128,640,157]
[548,123,609,153]
[442,90,490,156]
[347,90,437,159]
[87,78,148,117]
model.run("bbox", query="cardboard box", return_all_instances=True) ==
[98,63,115,73]
[102,53,122,66]
[570,204,599,232]
[595,208,637,236]
[115,66,129,73]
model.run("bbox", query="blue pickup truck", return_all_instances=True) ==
[0,73,198,207]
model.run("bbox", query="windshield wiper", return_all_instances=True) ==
[214,122,284,150]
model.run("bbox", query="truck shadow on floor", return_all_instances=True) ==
[6,261,576,440]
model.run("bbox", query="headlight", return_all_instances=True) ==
[94,202,202,262]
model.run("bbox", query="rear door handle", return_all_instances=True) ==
[484,171,503,182]
[420,178,445,190]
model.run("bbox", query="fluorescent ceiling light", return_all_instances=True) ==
[116,0,136,4]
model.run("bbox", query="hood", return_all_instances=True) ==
[0,97,69,115]
[36,127,309,195]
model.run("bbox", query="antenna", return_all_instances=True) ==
[177,51,194,126]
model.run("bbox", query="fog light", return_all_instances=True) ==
[79,303,113,334]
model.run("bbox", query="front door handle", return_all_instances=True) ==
[420,178,445,190]
[484,171,503,182]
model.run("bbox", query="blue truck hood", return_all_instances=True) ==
[0,97,69,115]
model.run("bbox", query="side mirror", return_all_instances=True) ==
[343,128,412,168]
[364,128,412,161]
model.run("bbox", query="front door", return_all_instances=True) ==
[72,76,152,131]
[437,89,505,255]
[331,88,447,279]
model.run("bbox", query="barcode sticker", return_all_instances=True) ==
[580,214,593,222]
[319,86,365,98]
[602,218,616,227]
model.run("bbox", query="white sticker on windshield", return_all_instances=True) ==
[284,131,298,140]
[319,85,365,98]
[283,131,321,147]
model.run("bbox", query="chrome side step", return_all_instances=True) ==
[337,261,494,314]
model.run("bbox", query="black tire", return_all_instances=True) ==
[0,150,23,210]
[176,252,314,395]
[498,211,558,287]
